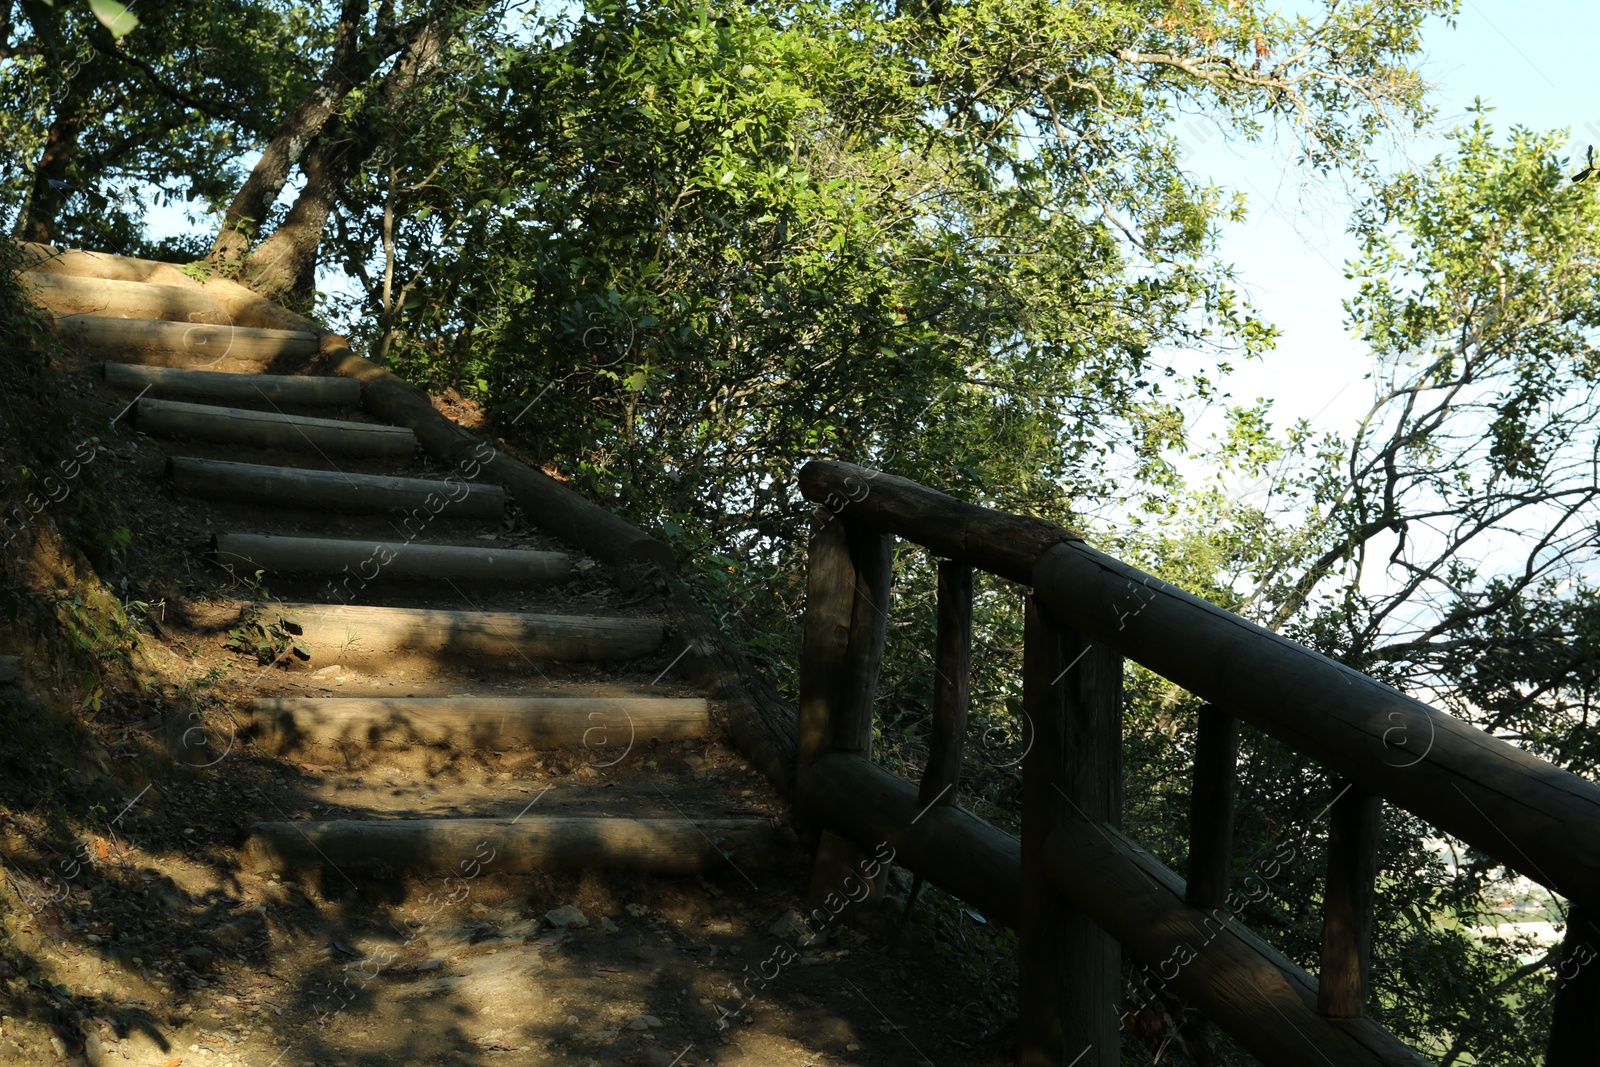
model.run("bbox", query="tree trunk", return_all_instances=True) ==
[209,0,397,264]
[240,10,457,300]
[14,56,100,242]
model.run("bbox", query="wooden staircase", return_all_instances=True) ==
[17,250,784,890]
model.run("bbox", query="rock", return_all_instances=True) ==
[626,1014,663,1030]
[601,917,620,934]
[768,909,825,947]
[545,905,589,929]
[179,945,215,971]
[625,903,649,918]
[211,915,263,950]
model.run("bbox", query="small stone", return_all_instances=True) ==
[625,903,649,918]
[180,945,216,971]
[545,905,589,929]
[601,917,620,933]
[847,1042,862,1051]
[625,1014,663,1030]
[416,958,444,972]
[768,909,825,947]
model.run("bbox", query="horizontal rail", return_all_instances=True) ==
[801,751,1427,1067]
[1033,540,1600,910]
[798,460,1080,583]
[799,460,1600,911]
[801,752,1020,928]
[1043,814,1432,1067]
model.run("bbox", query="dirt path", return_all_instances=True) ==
[0,266,1015,1067]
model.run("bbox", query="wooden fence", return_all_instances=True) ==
[796,459,1600,1066]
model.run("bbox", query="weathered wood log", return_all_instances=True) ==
[797,518,892,816]
[1019,599,1069,1066]
[17,243,168,282]
[250,695,708,750]
[798,460,1081,583]
[244,600,663,667]
[246,816,780,876]
[168,457,505,518]
[801,751,1020,929]
[214,531,572,586]
[1032,540,1600,911]
[53,314,319,373]
[1547,905,1600,1066]
[18,243,321,334]
[19,271,225,322]
[104,362,360,407]
[326,348,676,570]
[1319,784,1381,1019]
[1019,599,1121,1066]
[920,560,971,809]
[1043,815,1434,1067]
[1186,704,1239,910]
[329,346,795,798]
[136,398,416,456]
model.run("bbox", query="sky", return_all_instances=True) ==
[1183,0,1600,448]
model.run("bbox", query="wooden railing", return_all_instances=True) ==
[795,459,1600,1067]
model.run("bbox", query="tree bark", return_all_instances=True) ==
[209,0,398,264]
[14,55,100,242]
[241,10,458,299]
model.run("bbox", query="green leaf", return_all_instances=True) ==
[88,0,138,37]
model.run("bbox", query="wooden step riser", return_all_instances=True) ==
[53,313,318,373]
[251,696,708,751]
[21,270,226,323]
[214,532,572,586]
[249,601,664,667]
[168,457,505,519]
[105,362,361,407]
[246,817,779,876]
[136,398,416,458]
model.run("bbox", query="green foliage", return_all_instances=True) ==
[0,1,324,249]
[224,608,309,667]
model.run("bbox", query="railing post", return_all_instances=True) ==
[1547,905,1600,1065]
[919,560,972,809]
[1318,782,1381,1018]
[1020,596,1121,1066]
[1186,703,1239,910]
[797,512,893,891]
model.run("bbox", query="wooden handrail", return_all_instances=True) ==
[798,459,1600,1064]
[800,458,1600,911]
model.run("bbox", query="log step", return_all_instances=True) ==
[250,695,709,750]
[245,600,663,666]
[53,313,318,373]
[246,816,779,876]
[21,270,226,322]
[104,362,360,407]
[168,457,504,518]
[214,531,572,586]
[136,397,416,457]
